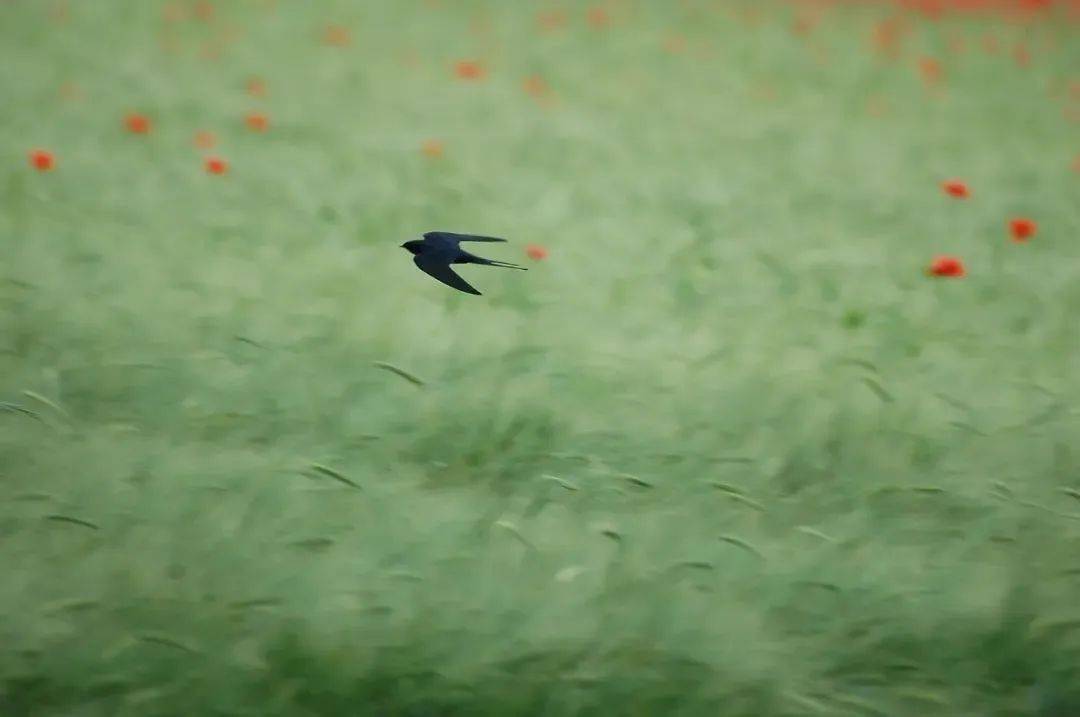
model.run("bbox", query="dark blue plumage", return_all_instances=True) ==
[401,232,526,296]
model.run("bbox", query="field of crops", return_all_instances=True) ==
[2,1,1080,714]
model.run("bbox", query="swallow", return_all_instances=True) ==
[401,231,526,296]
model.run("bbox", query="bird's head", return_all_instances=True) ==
[400,240,423,255]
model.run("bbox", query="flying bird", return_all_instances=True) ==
[401,231,526,296]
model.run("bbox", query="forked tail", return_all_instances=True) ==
[486,259,528,271]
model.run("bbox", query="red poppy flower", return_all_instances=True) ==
[914,0,945,21]
[792,14,817,38]
[194,0,214,22]
[421,139,444,158]
[204,156,228,175]
[162,2,186,23]
[245,112,269,132]
[918,56,944,86]
[536,10,567,32]
[58,81,83,101]
[871,17,907,58]
[125,113,152,134]
[866,94,890,118]
[454,60,486,80]
[28,149,55,171]
[947,32,966,56]
[50,1,69,24]
[587,7,610,29]
[194,130,216,150]
[941,180,970,199]
[1013,43,1030,68]
[198,40,222,62]
[927,255,966,278]
[751,83,777,103]
[522,75,550,99]
[525,244,548,261]
[663,34,687,55]
[247,76,267,98]
[323,25,351,47]
[740,7,762,26]
[1019,0,1054,15]
[1008,218,1037,242]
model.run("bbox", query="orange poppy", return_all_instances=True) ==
[28,149,55,171]
[125,113,152,134]
[1014,43,1030,68]
[205,156,228,175]
[927,255,965,277]
[663,34,687,54]
[454,60,487,80]
[245,112,269,132]
[323,25,351,47]
[247,76,267,98]
[941,180,970,199]
[1008,218,1037,242]
[58,81,83,101]
[162,2,186,23]
[918,56,944,87]
[536,10,568,32]
[525,244,548,261]
[587,7,610,29]
[194,131,217,150]
[194,1,214,22]
[522,75,550,98]
[421,139,444,158]
[871,17,907,58]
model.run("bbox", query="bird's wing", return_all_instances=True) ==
[414,255,481,295]
[424,231,507,244]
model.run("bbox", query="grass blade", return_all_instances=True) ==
[542,474,580,491]
[1,402,41,421]
[137,633,199,653]
[718,535,765,560]
[861,377,894,403]
[620,474,654,489]
[373,361,425,387]
[1061,487,1080,502]
[310,463,362,490]
[837,358,880,375]
[44,514,99,530]
[22,390,70,418]
[795,526,836,542]
[493,519,536,550]
[725,493,766,512]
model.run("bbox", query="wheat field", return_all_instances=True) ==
[2,1,1080,715]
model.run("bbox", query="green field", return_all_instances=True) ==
[3,1,1080,714]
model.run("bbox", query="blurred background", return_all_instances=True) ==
[2,1,1079,715]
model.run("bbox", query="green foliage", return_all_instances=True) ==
[2,1,1079,715]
